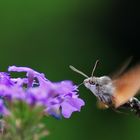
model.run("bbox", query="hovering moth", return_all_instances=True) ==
[69,59,140,116]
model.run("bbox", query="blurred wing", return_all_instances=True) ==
[111,56,133,79]
[113,65,140,108]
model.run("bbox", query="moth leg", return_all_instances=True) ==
[98,93,112,106]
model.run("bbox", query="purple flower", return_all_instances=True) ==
[0,72,13,86]
[8,66,48,87]
[25,80,85,118]
[0,99,10,116]
[44,81,85,118]
[0,66,85,119]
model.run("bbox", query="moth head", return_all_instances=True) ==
[69,60,99,88]
[83,77,97,91]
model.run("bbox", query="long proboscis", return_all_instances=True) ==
[69,65,89,78]
[77,82,84,88]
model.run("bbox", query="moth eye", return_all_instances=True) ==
[89,80,95,85]
[96,83,99,86]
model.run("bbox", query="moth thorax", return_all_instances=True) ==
[84,76,114,97]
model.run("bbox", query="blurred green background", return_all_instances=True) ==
[0,0,139,140]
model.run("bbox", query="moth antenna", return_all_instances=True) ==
[91,59,99,77]
[69,65,89,78]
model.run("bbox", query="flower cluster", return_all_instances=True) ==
[0,66,85,119]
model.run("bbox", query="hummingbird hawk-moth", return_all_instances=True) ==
[69,59,140,116]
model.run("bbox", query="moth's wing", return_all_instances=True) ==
[112,65,140,108]
[96,100,109,109]
[110,57,133,79]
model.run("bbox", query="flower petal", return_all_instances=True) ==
[8,66,48,87]
[0,72,13,86]
[61,101,77,118]
[46,104,62,119]
[0,99,10,116]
